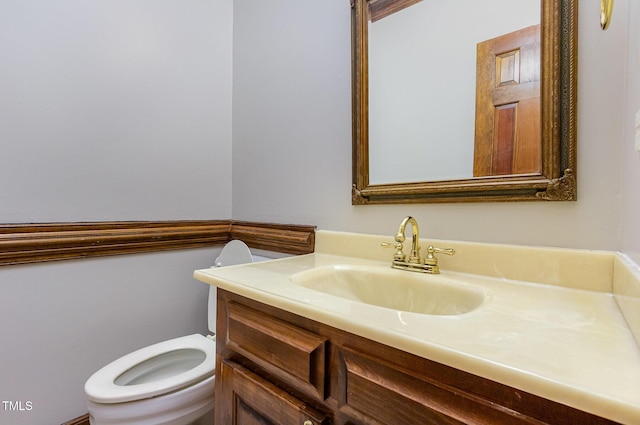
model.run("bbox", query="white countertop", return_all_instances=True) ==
[194,242,640,424]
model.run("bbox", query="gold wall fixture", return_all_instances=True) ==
[601,0,614,30]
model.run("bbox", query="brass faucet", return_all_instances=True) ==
[381,216,455,274]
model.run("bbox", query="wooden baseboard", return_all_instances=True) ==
[61,413,90,425]
[0,220,315,266]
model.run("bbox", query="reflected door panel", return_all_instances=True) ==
[474,24,541,177]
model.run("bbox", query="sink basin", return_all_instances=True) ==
[290,265,485,316]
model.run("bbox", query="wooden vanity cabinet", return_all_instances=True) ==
[215,290,619,425]
[217,359,328,425]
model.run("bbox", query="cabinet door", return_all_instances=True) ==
[217,359,329,425]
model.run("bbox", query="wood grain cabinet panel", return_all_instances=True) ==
[340,347,534,425]
[218,359,329,425]
[225,302,328,399]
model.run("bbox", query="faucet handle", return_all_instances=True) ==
[424,245,455,264]
[381,241,406,261]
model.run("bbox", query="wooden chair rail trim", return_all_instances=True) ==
[230,220,316,256]
[61,413,90,425]
[0,220,316,266]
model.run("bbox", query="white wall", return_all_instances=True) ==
[620,0,640,264]
[232,0,353,229]
[0,1,232,424]
[0,0,232,222]
[232,0,633,252]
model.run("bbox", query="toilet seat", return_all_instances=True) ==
[85,334,216,404]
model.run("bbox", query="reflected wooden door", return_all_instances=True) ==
[473,24,541,177]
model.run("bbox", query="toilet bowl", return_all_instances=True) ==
[84,240,256,425]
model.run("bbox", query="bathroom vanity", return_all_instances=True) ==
[214,289,618,425]
[194,231,640,425]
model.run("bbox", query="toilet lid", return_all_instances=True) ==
[214,239,254,267]
[85,334,216,404]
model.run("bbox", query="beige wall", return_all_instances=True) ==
[232,0,635,253]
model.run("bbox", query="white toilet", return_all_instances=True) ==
[84,240,256,425]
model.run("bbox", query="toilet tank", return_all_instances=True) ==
[207,241,272,333]
[207,287,218,334]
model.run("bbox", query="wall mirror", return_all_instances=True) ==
[351,0,577,204]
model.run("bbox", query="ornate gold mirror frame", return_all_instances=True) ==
[351,0,577,204]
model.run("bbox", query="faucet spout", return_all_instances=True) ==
[382,216,455,274]
[396,216,420,263]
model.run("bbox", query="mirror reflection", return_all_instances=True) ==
[368,0,540,184]
[352,0,578,203]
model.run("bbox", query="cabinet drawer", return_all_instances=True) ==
[340,347,532,425]
[219,359,329,425]
[225,302,327,398]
